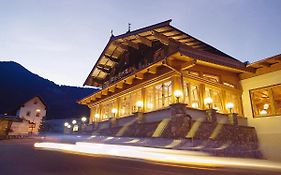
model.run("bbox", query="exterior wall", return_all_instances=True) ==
[18,97,46,134]
[241,69,281,161]
[9,120,29,135]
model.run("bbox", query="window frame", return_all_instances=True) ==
[250,83,281,118]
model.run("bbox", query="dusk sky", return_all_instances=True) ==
[0,0,280,87]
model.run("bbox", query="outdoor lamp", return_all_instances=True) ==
[260,109,267,115]
[204,97,213,109]
[174,90,183,103]
[81,116,87,123]
[36,109,41,112]
[64,122,69,127]
[94,114,100,119]
[191,102,199,108]
[72,120,77,125]
[136,101,143,112]
[67,124,71,129]
[226,102,234,113]
[112,108,117,117]
[263,103,269,110]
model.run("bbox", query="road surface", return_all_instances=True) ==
[0,138,280,175]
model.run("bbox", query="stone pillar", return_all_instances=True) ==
[228,113,238,125]
[205,109,217,123]
[109,117,118,128]
[134,112,145,124]
[169,103,192,138]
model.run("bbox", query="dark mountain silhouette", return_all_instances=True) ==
[0,61,96,120]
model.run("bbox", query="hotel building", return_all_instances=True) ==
[79,20,281,161]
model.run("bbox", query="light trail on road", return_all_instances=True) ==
[34,142,281,173]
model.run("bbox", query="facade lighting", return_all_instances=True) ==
[112,108,117,117]
[72,120,77,125]
[260,110,268,115]
[226,102,234,113]
[81,116,87,122]
[191,102,199,108]
[64,122,69,127]
[174,90,183,103]
[263,103,269,110]
[136,101,143,112]
[204,97,213,109]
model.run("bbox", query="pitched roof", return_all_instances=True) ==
[84,20,246,87]
[3,96,47,116]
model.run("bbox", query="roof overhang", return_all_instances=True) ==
[84,19,244,87]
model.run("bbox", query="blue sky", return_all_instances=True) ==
[0,0,280,86]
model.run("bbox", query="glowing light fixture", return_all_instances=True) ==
[136,101,143,112]
[191,102,199,108]
[36,109,41,112]
[72,120,77,125]
[204,97,213,109]
[226,102,234,113]
[260,110,267,115]
[112,108,117,117]
[64,122,69,127]
[94,114,100,119]
[67,125,71,129]
[81,116,87,122]
[174,90,183,103]
[263,103,269,110]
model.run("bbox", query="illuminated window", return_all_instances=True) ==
[145,87,154,112]
[205,87,223,112]
[120,95,130,117]
[203,74,220,83]
[145,80,172,112]
[131,90,142,113]
[101,100,116,120]
[272,85,281,114]
[190,83,201,109]
[155,84,163,109]
[225,91,241,115]
[163,81,172,107]
[250,84,281,117]
[183,82,190,105]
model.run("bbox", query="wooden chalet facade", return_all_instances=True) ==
[79,20,254,123]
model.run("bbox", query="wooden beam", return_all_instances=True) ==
[260,62,272,67]
[147,67,157,74]
[108,86,115,93]
[102,89,108,96]
[124,78,133,85]
[181,59,197,71]
[136,35,152,47]
[135,73,144,80]
[113,41,128,50]
[96,66,111,74]
[152,30,170,45]
[116,82,123,89]
[95,92,101,99]
[104,55,119,63]
[123,39,139,49]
